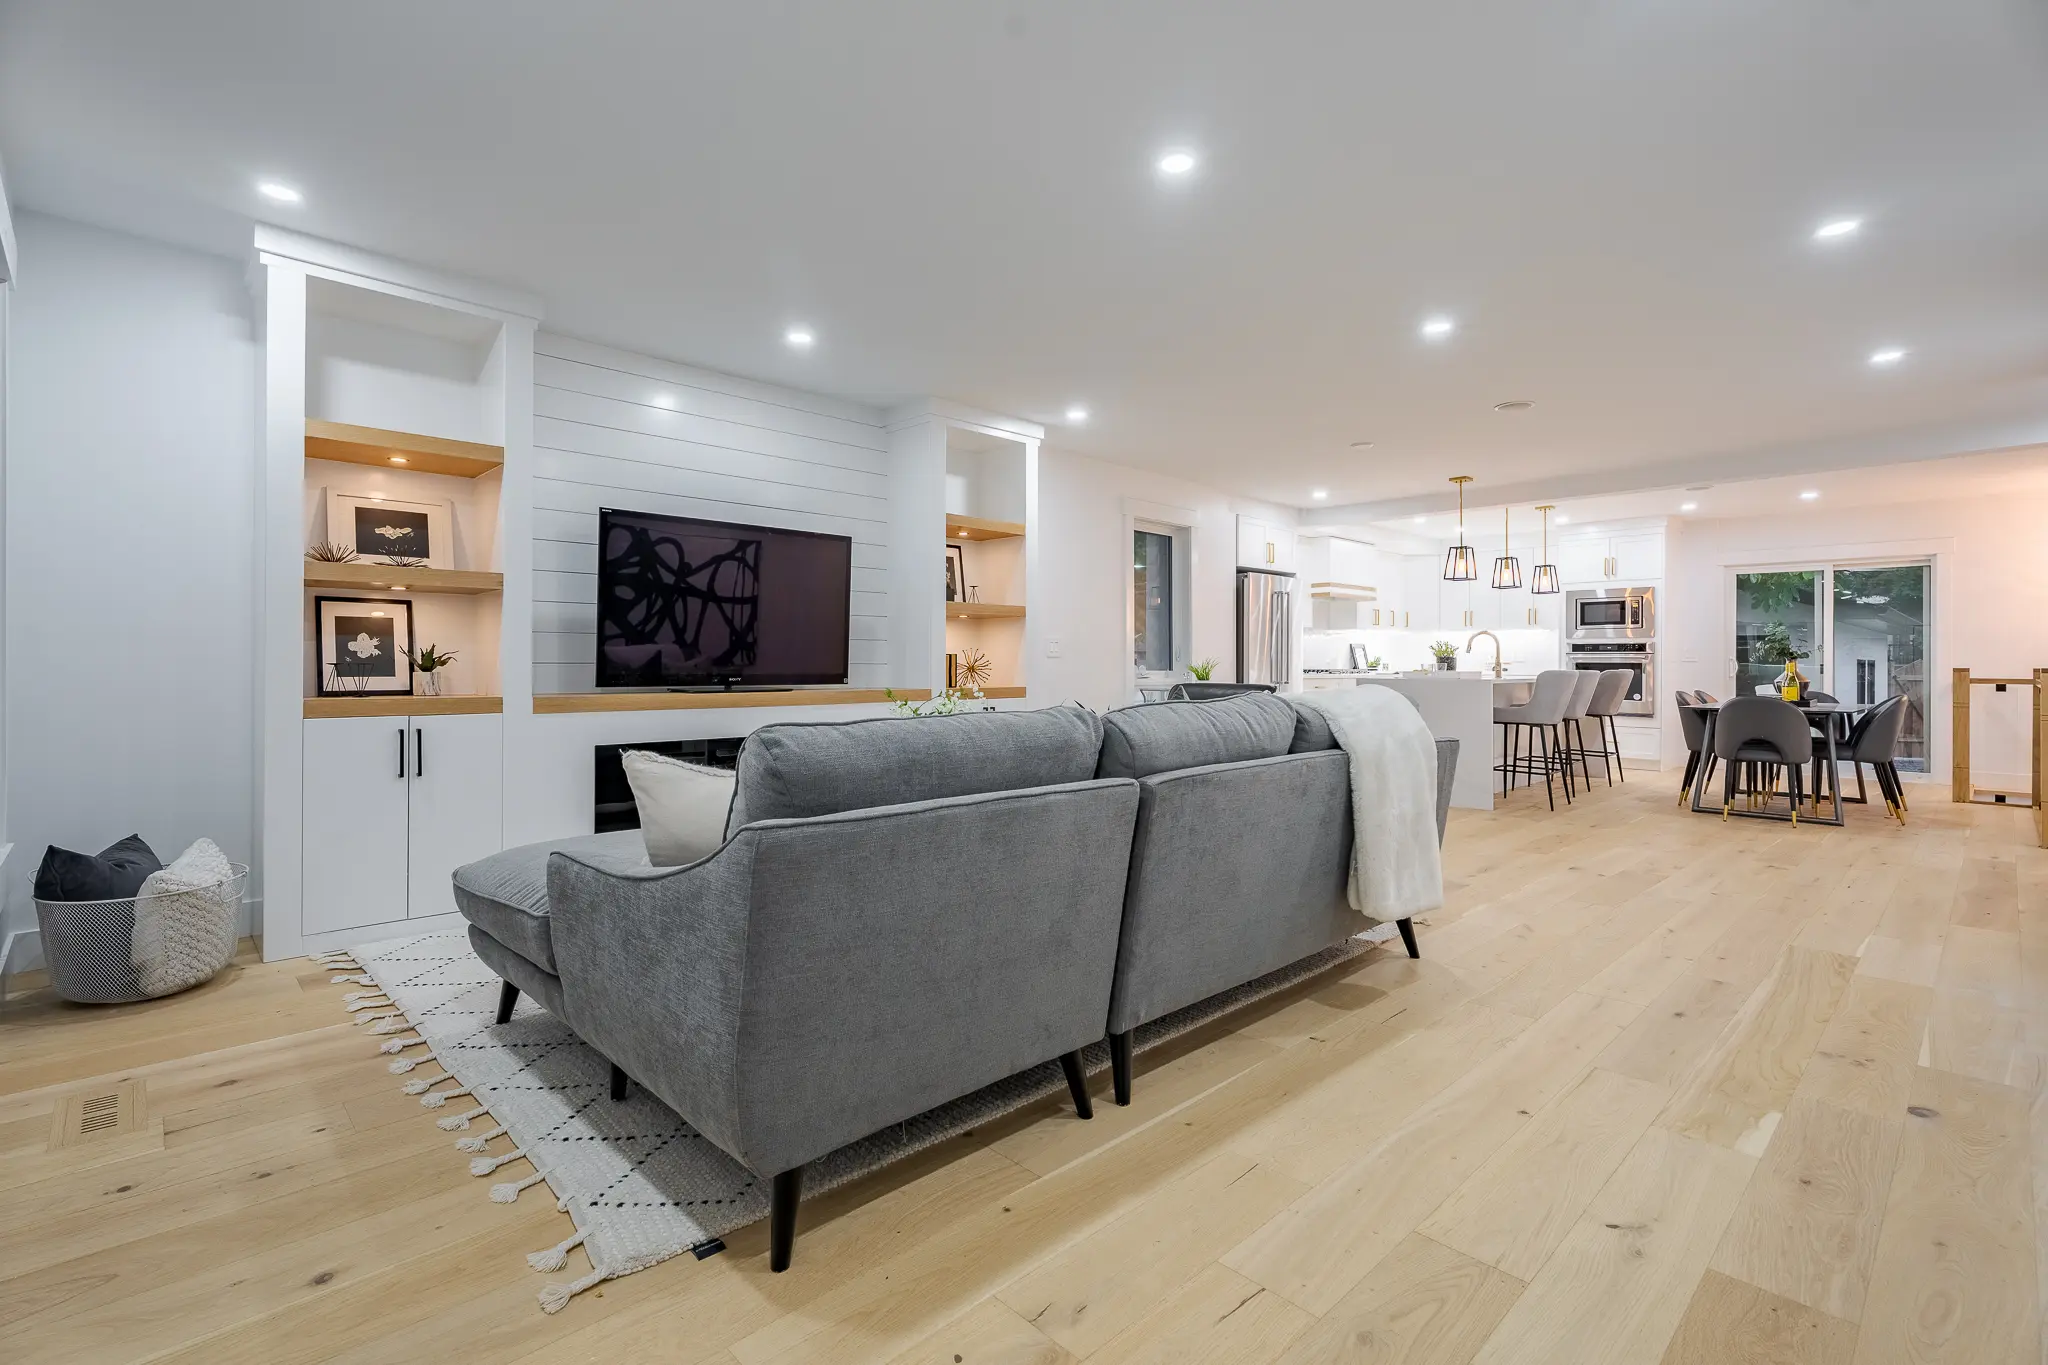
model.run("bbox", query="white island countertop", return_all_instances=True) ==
[1333,673,1536,810]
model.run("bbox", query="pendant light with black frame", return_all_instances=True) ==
[1442,475,1477,581]
[1490,505,1521,589]
[1530,504,1560,595]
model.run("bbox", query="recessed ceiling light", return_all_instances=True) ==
[388,455,407,465]
[1412,515,1427,525]
[1812,217,1861,241]
[1419,315,1456,341]
[1155,150,1197,177]
[1349,440,1375,450]
[1868,347,1907,366]
[1554,515,1570,524]
[1493,400,1533,412]
[258,181,302,203]
[1680,501,1698,512]
[1064,405,1089,423]
[1800,490,1820,500]
[784,326,815,350]
[1310,489,1329,501]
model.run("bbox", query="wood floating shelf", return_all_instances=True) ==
[305,695,504,719]
[946,515,1025,542]
[535,688,931,715]
[304,562,505,595]
[305,419,505,479]
[945,602,1026,620]
[977,686,1027,699]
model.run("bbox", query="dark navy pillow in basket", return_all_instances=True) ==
[33,835,163,902]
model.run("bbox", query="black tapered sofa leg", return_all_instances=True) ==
[1058,1050,1094,1120]
[494,979,519,1024]
[1396,917,1421,959]
[1109,1030,1134,1106]
[610,1063,629,1101]
[769,1166,804,1272]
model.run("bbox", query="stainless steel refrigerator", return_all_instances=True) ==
[1236,569,1295,688]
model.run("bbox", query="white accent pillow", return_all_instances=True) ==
[620,750,737,867]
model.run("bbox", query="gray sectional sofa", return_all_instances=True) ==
[452,694,1454,1270]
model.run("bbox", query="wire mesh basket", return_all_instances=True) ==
[33,863,248,1004]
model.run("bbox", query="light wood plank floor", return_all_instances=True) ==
[5,774,2043,1364]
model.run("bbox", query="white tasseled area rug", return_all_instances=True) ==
[321,923,1397,1312]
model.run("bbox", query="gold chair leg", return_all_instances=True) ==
[1722,801,1732,822]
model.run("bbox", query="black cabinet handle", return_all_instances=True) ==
[414,726,424,778]
[397,727,407,778]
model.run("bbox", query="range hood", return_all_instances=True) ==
[1308,580,1378,600]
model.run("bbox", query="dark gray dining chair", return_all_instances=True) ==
[1676,691,1717,807]
[1832,693,1911,823]
[1713,697,1814,823]
[1164,682,1277,701]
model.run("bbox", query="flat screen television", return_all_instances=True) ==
[596,508,852,689]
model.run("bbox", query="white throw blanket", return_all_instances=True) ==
[1292,688,1445,923]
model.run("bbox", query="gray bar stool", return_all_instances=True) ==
[1560,671,1600,799]
[1580,669,1634,786]
[1494,670,1578,811]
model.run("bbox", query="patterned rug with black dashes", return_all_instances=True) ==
[324,924,1394,1312]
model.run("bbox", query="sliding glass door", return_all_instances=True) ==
[1734,570,1823,699]
[1831,565,1928,770]
[1730,560,1930,772]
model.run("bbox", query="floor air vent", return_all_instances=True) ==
[49,1079,146,1149]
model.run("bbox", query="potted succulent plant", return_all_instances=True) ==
[1430,640,1459,672]
[404,643,459,696]
[1187,658,1220,681]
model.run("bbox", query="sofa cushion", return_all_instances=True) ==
[621,750,735,866]
[452,829,646,973]
[1285,699,1340,753]
[34,834,162,902]
[727,704,1104,829]
[1097,693,1297,779]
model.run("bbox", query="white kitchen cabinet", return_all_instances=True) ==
[1557,527,1666,585]
[1235,515,1297,573]
[1611,531,1664,581]
[1557,536,1611,585]
[302,713,503,935]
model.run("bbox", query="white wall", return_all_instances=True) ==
[1663,494,2048,785]
[4,213,258,955]
[527,334,892,694]
[1034,447,1297,711]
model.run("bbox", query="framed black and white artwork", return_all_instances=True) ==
[945,543,966,603]
[315,596,415,697]
[323,489,456,568]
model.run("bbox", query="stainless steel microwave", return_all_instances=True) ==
[1566,586,1654,641]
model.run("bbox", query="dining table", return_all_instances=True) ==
[1684,697,1876,826]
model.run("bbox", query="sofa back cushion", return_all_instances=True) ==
[1096,692,1297,779]
[728,703,1105,830]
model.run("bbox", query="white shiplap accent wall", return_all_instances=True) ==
[530,334,891,693]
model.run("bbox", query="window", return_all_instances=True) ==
[1730,560,1929,770]
[1133,528,1174,674]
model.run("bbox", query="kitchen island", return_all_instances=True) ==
[1315,672,1535,810]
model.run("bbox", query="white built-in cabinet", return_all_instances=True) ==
[1236,515,1298,573]
[301,714,504,936]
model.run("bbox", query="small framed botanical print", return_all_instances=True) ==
[316,596,415,697]
[324,489,456,568]
[945,543,966,603]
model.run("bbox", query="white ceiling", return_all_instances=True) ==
[4,1,2046,511]
[1328,445,2048,554]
